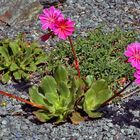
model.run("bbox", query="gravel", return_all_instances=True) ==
[0,0,140,139]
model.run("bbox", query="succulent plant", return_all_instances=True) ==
[0,35,47,83]
[29,66,75,123]
[29,66,113,124]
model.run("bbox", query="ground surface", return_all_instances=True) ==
[0,0,140,140]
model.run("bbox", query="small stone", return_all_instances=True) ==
[107,123,113,127]
[95,0,104,2]
[0,131,4,137]
[133,111,139,117]
[127,129,133,135]
[2,120,7,125]
[21,125,28,130]
[104,125,109,131]
[111,129,116,135]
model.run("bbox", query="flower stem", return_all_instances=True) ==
[68,36,80,77]
[100,80,134,107]
[0,90,45,109]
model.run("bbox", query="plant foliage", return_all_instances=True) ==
[0,35,47,83]
[46,27,137,89]
[29,66,113,123]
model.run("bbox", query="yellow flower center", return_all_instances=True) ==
[135,54,140,60]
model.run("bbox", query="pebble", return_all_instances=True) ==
[1,120,7,125]
[107,122,114,127]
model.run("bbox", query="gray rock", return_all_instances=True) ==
[0,0,42,25]
[107,122,114,127]
[1,120,7,125]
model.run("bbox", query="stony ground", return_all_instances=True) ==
[0,0,140,140]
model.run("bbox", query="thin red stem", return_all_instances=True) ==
[0,90,45,109]
[68,37,81,77]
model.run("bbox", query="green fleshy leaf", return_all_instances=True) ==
[40,76,59,105]
[21,71,30,80]
[83,88,95,111]
[75,78,84,89]
[26,63,37,72]
[10,63,19,71]
[54,66,68,84]
[58,82,70,99]
[86,111,103,118]
[91,79,108,93]
[29,86,46,106]
[2,72,10,83]
[85,75,94,87]
[84,79,113,112]
[35,56,47,65]
[21,57,32,66]
[70,77,78,94]
[0,66,5,71]
[58,82,72,107]
[43,99,55,113]
[13,71,21,80]
[9,41,19,55]
[33,110,52,122]
[75,78,85,98]
[0,47,10,62]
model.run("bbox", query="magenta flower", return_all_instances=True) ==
[53,18,75,40]
[134,69,140,85]
[39,6,64,30]
[124,42,140,69]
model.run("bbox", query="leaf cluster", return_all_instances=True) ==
[0,35,47,83]
[29,66,113,124]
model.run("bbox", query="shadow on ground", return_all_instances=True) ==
[101,98,140,129]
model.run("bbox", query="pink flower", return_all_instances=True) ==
[39,7,75,40]
[124,42,140,69]
[53,18,75,40]
[39,6,64,30]
[134,69,140,85]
